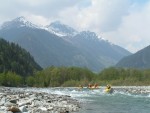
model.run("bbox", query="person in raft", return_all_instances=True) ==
[105,84,114,93]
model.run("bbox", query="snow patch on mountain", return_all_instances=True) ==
[0,16,114,46]
[46,21,78,37]
[1,16,41,30]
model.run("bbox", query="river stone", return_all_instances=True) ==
[10,99,17,104]
[7,106,20,112]
[0,87,80,113]
[19,106,28,112]
[4,102,16,107]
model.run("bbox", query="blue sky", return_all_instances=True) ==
[0,0,150,53]
[131,0,148,4]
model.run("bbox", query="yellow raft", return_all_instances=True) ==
[104,88,113,93]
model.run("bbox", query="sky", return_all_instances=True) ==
[0,0,150,53]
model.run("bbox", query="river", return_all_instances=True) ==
[14,86,150,113]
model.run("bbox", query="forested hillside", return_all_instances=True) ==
[0,38,42,76]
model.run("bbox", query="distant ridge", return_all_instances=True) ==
[0,17,131,72]
[116,45,150,69]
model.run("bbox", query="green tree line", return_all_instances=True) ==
[26,66,96,87]
[27,67,150,87]
[97,67,150,86]
[0,71,23,87]
[1,66,150,87]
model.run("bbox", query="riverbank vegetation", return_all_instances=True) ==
[97,67,150,86]
[0,66,150,87]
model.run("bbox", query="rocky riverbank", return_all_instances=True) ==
[0,87,80,113]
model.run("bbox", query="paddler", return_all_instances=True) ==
[105,84,113,93]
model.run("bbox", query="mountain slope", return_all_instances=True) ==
[0,17,131,72]
[0,17,88,68]
[0,38,42,76]
[70,31,130,68]
[116,45,150,69]
[0,26,83,68]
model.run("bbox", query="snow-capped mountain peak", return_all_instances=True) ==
[76,31,100,41]
[14,16,28,23]
[1,16,39,29]
[45,21,78,37]
[74,30,114,45]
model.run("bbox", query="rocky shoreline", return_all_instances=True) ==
[0,87,80,113]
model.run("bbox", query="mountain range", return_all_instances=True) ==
[0,17,131,72]
[116,45,150,69]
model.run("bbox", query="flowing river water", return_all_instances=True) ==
[13,86,150,113]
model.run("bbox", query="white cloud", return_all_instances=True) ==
[25,14,50,26]
[102,0,150,53]
[0,0,88,24]
[58,0,131,32]
[0,0,150,53]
